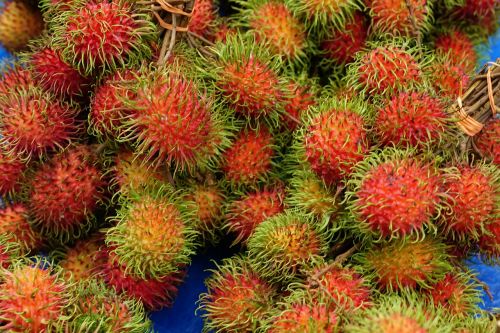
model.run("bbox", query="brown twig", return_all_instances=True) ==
[310,245,358,285]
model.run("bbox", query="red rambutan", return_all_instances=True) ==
[0,151,26,196]
[281,78,317,131]
[479,219,500,264]
[0,64,34,95]
[428,55,470,99]
[454,0,497,20]
[474,117,499,165]
[188,0,216,37]
[0,203,41,253]
[367,0,429,35]
[434,30,478,73]
[0,0,44,52]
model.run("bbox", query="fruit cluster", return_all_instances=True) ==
[0,0,498,330]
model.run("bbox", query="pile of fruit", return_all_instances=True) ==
[0,0,498,330]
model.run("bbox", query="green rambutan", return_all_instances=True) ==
[105,185,197,279]
[28,145,107,243]
[247,210,330,284]
[440,164,498,241]
[188,0,217,37]
[222,126,276,187]
[0,203,41,254]
[478,219,499,264]
[0,0,43,52]
[225,184,286,244]
[355,237,451,291]
[0,150,26,196]
[0,88,81,161]
[199,255,277,332]
[235,0,309,62]
[474,117,499,165]
[373,91,448,149]
[428,54,470,99]
[345,148,442,239]
[0,259,70,332]
[434,29,478,73]
[51,0,156,75]
[293,98,370,186]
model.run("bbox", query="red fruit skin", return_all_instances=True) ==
[31,47,90,98]
[355,159,440,237]
[375,92,447,148]
[219,55,282,117]
[100,250,184,310]
[435,31,477,73]
[428,273,469,315]
[222,128,274,185]
[281,82,316,131]
[29,146,105,238]
[454,0,496,19]
[226,186,286,244]
[305,109,369,186]
[64,1,138,69]
[188,0,215,37]
[0,245,11,269]
[443,166,495,237]
[430,61,469,99]
[0,153,25,196]
[0,204,42,252]
[358,46,421,95]
[479,221,500,260]
[367,0,427,34]
[475,117,499,165]
[212,22,237,43]
[321,12,367,65]
[269,303,338,333]
[0,66,34,95]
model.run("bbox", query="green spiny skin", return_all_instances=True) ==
[247,210,331,284]
[344,293,456,333]
[354,236,452,292]
[55,278,152,333]
[105,184,198,280]
[115,63,235,174]
[346,37,432,98]
[284,0,362,38]
[198,255,278,333]
[344,147,443,242]
[232,0,311,65]
[49,0,157,76]
[195,32,288,127]
[0,235,22,268]
[452,314,497,333]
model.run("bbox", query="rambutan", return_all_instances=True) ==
[203,33,285,120]
[236,0,308,62]
[0,64,34,95]
[474,117,499,165]
[320,11,368,66]
[51,0,156,74]
[356,237,451,291]
[199,255,277,332]
[119,68,231,172]
[374,91,448,148]
[0,89,81,161]
[225,185,286,244]
[426,271,482,316]
[434,30,478,73]
[0,151,26,196]
[441,164,498,240]
[222,127,276,187]
[211,19,238,42]
[367,0,430,36]
[0,260,69,332]
[281,77,317,131]
[428,55,470,99]
[0,0,43,52]
[99,249,184,310]
[247,211,330,283]
[478,219,500,264]
[346,148,442,239]
[188,0,216,37]
[105,185,197,279]
[454,0,497,20]
[0,236,21,269]
[0,203,41,254]
[28,145,106,243]
[294,98,370,186]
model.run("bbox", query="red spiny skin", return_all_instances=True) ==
[0,66,34,95]
[29,146,105,235]
[281,82,316,131]
[134,74,217,170]
[0,92,80,159]
[368,0,427,34]
[0,204,42,253]
[269,303,338,333]
[249,2,306,60]
[31,47,90,97]
[435,31,477,73]
[188,0,215,36]
[90,70,136,138]
[428,273,469,315]
[355,159,440,237]
[185,185,225,232]
[454,0,496,19]
[100,250,184,311]
[358,46,421,94]
[222,129,274,185]
[65,1,138,69]
[305,109,369,186]
[475,118,499,165]
[375,92,447,148]
[321,12,368,65]
[430,61,469,99]
[308,267,371,312]
[218,55,282,117]
[443,166,495,236]
[226,186,286,244]
[212,22,237,43]
[0,153,25,196]
[0,266,66,332]
[479,221,500,259]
